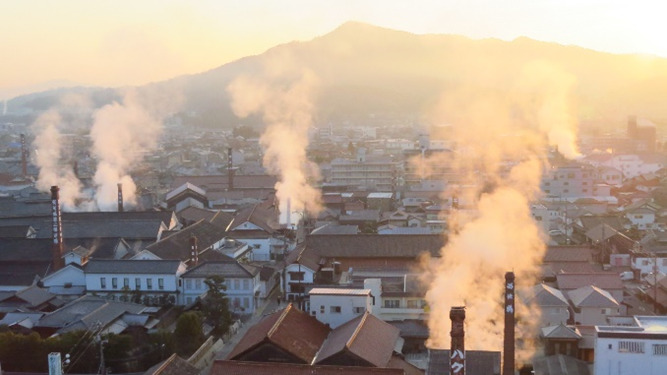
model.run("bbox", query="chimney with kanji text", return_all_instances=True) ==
[503,271,515,375]
[450,306,466,375]
[50,186,65,271]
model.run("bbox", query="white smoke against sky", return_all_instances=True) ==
[227,51,322,225]
[90,86,182,210]
[32,93,93,209]
[419,60,580,361]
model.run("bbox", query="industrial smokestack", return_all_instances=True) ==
[20,133,28,178]
[286,198,291,228]
[50,186,64,271]
[450,306,466,375]
[503,272,515,375]
[190,236,199,267]
[227,147,234,191]
[73,161,79,179]
[117,183,124,212]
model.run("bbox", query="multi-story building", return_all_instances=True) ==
[309,288,373,328]
[541,164,614,202]
[329,149,403,192]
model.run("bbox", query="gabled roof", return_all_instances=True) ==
[310,223,359,235]
[36,295,146,331]
[226,304,330,363]
[227,204,279,234]
[84,259,183,275]
[578,215,626,232]
[305,234,444,258]
[585,224,626,242]
[528,284,569,307]
[285,244,322,272]
[143,353,199,375]
[13,285,57,307]
[165,182,207,202]
[146,219,226,261]
[181,260,258,279]
[210,360,403,375]
[568,285,619,308]
[543,247,592,263]
[541,324,582,340]
[0,225,34,238]
[315,312,400,367]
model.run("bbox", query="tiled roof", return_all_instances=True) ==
[84,259,183,275]
[528,284,570,307]
[146,219,227,261]
[14,285,56,307]
[556,273,623,291]
[543,247,592,263]
[143,353,199,375]
[36,295,145,330]
[226,304,330,363]
[310,224,359,235]
[315,312,399,367]
[305,234,444,258]
[567,285,619,307]
[227,205,280,233]
[0,225,33,238]
[541,324,582,339]
[181,260,257,279]
[210,360,403,375]
[171,174,277,191]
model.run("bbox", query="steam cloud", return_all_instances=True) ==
[32,94,92,209]
[420,61,580,359]
[90,87,181,210]
[227,52,322,224]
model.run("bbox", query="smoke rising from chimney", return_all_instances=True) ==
[227,52,322,225]
[90,86,181,210]
[420,61,579,359]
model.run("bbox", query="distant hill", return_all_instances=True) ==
[6,21,667,130]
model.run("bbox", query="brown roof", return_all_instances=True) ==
[226,304,330,363]
[146,219,227,262]
[143,353,199,375]
[556,273,623,291]
[286,243,323,272]
[316,312,400,367]
[210,360,404,375]
[305,234,444,258]
[543,246,592,263]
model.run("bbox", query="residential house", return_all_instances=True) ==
[309,288,373,328]
[284,244,322,303]
[180,260,260,313]
[567,285,621,325]
[556,273,624,305]
[622,199,661,230]
[525,284,571,327]
[225,204,287,261]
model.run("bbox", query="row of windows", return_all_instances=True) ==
[615,341,667,355]
[316,305,365,315]
[383,299,427,309]
[100,277,164,290]
[183,278,252,291]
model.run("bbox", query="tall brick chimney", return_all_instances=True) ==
[189,236,199,267]
[227,148,234,190]
[50,186,65,271]
[503,272,516,375]
[20,133,27,178]
[117,183,124,212]
[450,306,466,375]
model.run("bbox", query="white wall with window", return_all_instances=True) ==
[309,288,372,328]
[364,278,428,321]
[595,316,667,375]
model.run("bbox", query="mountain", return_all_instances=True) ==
[6,21,667,129]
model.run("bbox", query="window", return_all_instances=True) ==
[320,305,325,314]
[234,280,240,290]
[330,306,341,313]
[123,278,129,288]
[653,344,667,355]
[100,277,107,289]
[158,278,164,290]
[353,307,365,314]
[253,244,261,249]
[619,341,644,353]
[384,299,400,308]
[147,278,153,290]
[242,279,250,290]
[243,297,249,309]
[186,279,192,290]
[112,278,118,289]
[407,300,421,309]
[289,272,305,281]
[135,278,141,289]
[635,215,644,219]
[195,279,202,290]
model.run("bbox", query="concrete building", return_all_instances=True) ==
[309,288,373,328]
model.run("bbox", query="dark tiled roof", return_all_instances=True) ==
[14,285,56,307]
[0,225,33,238]
[556,273,623,291]
[143,353,199,375]
[316,312,399,367]
[36,295,145,330]
[84,259,183,274]
[210,360,403,375]
[146,220,227,261]
[227,304,330,363]
[227,205,280,233]
[285,244,322,272]
[182,260,257,279]
[305,234,444,258]
[210,211,235,230]
[0,262,50,287]
[178,206,218,223]
[171,175,277,190]
[543,246,592,263]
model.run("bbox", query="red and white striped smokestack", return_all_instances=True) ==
[450,306,466,375]
[189,236,199,266]
[503,271,516,375]
[227,148,234,191]
[20,133,27,178]
[117,183,124,212]
[50,186,65,271]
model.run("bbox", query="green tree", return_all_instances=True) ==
[202,275,233,337]
[173,311,205,357]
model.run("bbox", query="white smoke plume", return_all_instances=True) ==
[31,93,93,209]
[90,86,181,210]
[420,61,580,361]
[227,52,322,225]
[2,99,7,115]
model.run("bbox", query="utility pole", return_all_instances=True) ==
[97,334,108,375]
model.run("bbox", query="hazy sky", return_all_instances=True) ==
[2,0,665,98]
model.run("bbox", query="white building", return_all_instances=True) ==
[309,288,373,328]
[364,278,428,321]
[84,259,187,305]
[595,316,667,375]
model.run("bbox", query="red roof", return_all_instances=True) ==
[210,360,404,375]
